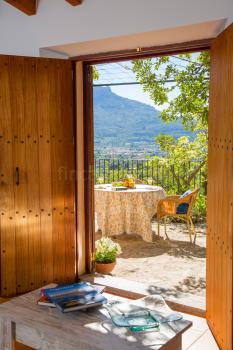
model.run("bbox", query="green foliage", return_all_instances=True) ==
[132,52,210,133]
[95,237,122,263]
[93,66,99,80]
[193,194,207,218]
[153,133,207,193]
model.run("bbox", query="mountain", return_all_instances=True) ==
[94,87,194,157]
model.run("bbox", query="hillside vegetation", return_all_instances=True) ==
[94,87,194,154]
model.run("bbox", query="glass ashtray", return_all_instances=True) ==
[110,311,160,332]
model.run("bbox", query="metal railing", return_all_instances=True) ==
[94,158,207,194]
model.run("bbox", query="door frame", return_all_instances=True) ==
[72,38,212,64]
[76,38,212,307]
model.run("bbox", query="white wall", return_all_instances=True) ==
[0,0,232,57]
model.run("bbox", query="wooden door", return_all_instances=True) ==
[0,55,76,296]
[207,23,233,350]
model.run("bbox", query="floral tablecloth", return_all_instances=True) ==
[95,184,166,242]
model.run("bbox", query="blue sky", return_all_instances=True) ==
[111,83,176,112]
[112,84,159,109]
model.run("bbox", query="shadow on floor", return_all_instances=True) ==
[175,276,206,294]
[146,275,206,298]
[108,233,206,259]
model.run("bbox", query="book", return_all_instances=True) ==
[55,293,107,313]
[113,186,128,191]
[38,282,106,311]
[41,282,105,298]
[37,295,56,308]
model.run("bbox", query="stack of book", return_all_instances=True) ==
[37,282,107,313]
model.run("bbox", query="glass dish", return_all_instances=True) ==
[110,311,159,332]
[106,300,183,332]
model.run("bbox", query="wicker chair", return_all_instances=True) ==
[157,188,199,244]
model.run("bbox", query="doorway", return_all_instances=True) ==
[85,50,209,312]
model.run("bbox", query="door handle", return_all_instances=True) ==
[16,167,20,186]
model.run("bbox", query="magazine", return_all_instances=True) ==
[55,293,107,313]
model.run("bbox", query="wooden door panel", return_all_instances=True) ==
[0,57,16,296]
[50,61,66,283]
[207,23,233,350]
[24,58,41,290]
[36,59,54,286]
[0,56,76,296]
[8,56,29,294]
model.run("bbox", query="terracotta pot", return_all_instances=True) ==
[96,261,116,274]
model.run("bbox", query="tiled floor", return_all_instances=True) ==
[181,313,219,350]
[0,298,219,350]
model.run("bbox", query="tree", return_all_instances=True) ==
[131,52,210,194]
[153,134,207,193]
[93,66,99,80]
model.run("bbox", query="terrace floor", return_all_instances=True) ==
[175,312,219,350]
[95,220,206,308]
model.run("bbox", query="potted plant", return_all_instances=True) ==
[95,237,122,274]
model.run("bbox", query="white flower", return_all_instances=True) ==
[95,237,122,255]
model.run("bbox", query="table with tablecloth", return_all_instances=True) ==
[95,184,166,242]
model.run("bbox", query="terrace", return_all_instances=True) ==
[94,158,206,309]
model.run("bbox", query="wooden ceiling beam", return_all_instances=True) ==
[65,0,83,6]
[4,0,37,16]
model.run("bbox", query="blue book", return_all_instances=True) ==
[41,282,105,299]
[55,293,107,313]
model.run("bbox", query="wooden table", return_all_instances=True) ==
[0,286,192,350]
[95,184,166,242]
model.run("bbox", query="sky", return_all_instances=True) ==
[112,84,161,109]
[111,83,176,112]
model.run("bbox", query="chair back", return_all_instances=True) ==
[180,188,200,215]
